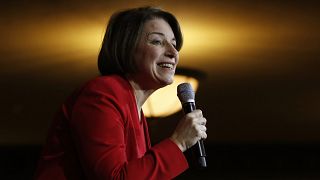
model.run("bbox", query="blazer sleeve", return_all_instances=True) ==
[69,84,188,180]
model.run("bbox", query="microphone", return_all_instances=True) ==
[177,83,207,168]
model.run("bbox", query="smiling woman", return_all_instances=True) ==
[131,18,179,89]
[34,6,207,180]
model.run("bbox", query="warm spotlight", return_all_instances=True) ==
[142,68,205,118]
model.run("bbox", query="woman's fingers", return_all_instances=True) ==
[170,109,208,152]
[199,117,207,125]
[196,123,207,139]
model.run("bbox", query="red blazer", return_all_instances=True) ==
[35,75,188,180]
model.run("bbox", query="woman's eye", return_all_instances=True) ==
[151,40,162,45]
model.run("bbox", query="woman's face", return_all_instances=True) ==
[132,18,179,90]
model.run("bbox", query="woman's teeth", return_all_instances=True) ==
[158,63,173,69]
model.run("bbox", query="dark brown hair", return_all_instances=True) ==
[98,6,183,75]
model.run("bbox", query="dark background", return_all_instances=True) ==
[1,0,320,179]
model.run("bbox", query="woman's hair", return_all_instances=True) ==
[98,6,183,75]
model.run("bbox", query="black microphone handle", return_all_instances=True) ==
[182,102,207,168]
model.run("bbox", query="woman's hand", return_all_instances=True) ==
[170,110,207,152]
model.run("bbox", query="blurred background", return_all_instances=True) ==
[1,0,320,179]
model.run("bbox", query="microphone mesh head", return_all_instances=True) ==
[177,83,195,103]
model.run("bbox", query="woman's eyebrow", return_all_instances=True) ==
[147,32,176,41]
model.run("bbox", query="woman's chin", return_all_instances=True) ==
[159,77,174,87]
[152,74,175,89]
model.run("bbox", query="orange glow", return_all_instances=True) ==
[2,4,318,76]
[142,75,199,117]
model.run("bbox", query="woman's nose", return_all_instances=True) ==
[165,43,178,59]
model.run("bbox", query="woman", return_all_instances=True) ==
[35,6,207,180]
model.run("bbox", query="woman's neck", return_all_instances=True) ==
[127,78,155,120]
